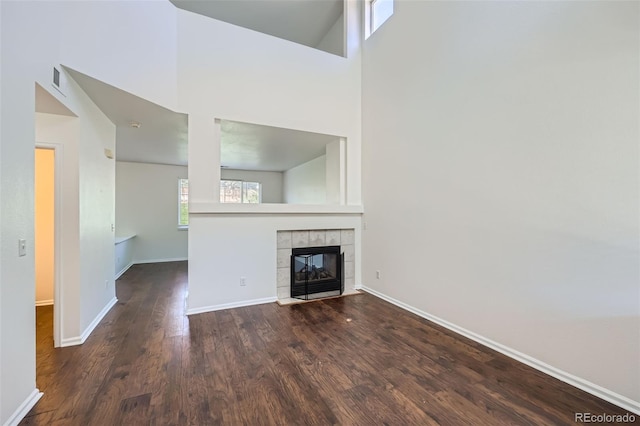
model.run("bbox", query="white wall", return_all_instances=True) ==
[221,169,284,203]
[115,238,135,278]
[59,0,178,108]
[0,0,3,404]
[284,156,326,204]
[177,7,362,205]
[316,13,344,57]
[116,161,188,263]
[35,74,117,347]
[362,0,639,408]
[188,214,361,313]
[35,113,83,341]
[1,1,362,423]
[179,5,363,317]
[1,2,122,423]
[75,76,117,336]
[1,1,41,417]
[325,139,345,205]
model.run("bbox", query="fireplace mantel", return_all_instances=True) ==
[189,202,364,215]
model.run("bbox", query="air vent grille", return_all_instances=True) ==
[53,67,60,87]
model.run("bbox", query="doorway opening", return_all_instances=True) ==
[35,146,60,348]
[35,82,76,350]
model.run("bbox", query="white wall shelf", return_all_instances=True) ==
[189,202,363,215]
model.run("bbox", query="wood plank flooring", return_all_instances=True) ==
[23,261,634,425]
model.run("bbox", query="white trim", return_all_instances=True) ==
[134,257,188,264]
[360,286,640,415]
[364,0,372,39]
[35,299,54,307]
[80,297,117,342]
[3,389,43,426]
[115,262,134,280]
[60,297,117,347]
[186,297,277,316]
[35,143,63,348]
[60,335,83,347]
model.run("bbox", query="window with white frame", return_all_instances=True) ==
[366,0,394,38]
[177,179,262,226]
[178,178,189,227]
[220,180,262,203]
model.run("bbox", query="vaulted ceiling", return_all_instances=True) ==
[60,1,345,170]
[170,0,343,51]
[65,68,338,171]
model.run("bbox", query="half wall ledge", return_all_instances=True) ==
[188,202,364,215]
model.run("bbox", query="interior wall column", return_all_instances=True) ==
[188,115,220,203]
[325,138,346,205]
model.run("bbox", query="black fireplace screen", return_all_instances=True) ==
[291,246,343,299]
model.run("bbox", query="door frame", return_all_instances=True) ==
[35,143,63,347]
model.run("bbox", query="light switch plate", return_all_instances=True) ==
[18,239,26,257]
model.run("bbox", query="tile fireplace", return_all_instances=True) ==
[277,229,355,302]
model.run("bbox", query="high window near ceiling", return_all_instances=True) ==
[366,0,394,38]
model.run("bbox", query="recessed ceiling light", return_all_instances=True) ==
[130,121,141,128]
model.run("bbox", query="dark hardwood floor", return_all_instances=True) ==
[23,261,633,425]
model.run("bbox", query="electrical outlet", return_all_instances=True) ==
[240,276,246,286]
[376,270,381,279]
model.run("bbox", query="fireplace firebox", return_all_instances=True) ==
[291,246,344,300]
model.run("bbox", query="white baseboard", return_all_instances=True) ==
[60,297,118,347]
[115,262,134,280]
[134,257,187,264]
[186,296,277,316]
[35,299,53,307]
[3,388,43,426]
[60,335,83,347]
[79,297,118,342]
[360,286,640,415]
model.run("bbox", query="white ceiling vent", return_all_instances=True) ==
[51,66,66,97]
[53,67,60,88]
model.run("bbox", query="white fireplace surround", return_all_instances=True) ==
[277,229,356,301]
